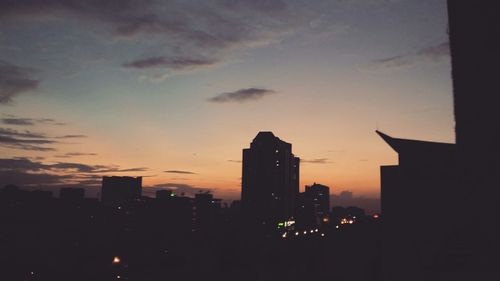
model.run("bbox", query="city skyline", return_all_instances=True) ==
[0,0,452,204]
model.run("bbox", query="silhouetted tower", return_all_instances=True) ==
[305,183,330,226]
[447,0,500,272]
[241,132,300,227]
[101,176,142,205]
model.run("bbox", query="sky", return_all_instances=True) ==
[0,0,452,208]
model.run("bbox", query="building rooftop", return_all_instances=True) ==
[376,130,455,155]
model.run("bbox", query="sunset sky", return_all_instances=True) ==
[0,0,452,204]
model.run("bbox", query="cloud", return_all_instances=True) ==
[369,41,450,69]
[330,191,380,214]
[54,152,97,158]
[1,117,65,126]
[123,56,218,70]
[164,170,197,175]
[0,119,83,151]
[49,162,148,174]
[54,134,87,139]
[1,118,35,126]
[0,135,56,151]
[145,182,213,197]
[0,0,315,78]
[0,157,148,191]
[0,60,39,104]
[301,158,332,164]
[0,127,46,138]
[208,88,276,103]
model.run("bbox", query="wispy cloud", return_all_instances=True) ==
[54,134,87,139]
[369,41,450,69]
[54,152,97,158]
[0,135,56,151]
[0,157,148,189]
[0,127,46,138]
[227,159,242,163]
[0,0,317,80]
[1,117,65,126]
[145,183,213,197]
[0,60,39,104]
[164,170,197,175]
[123,56,218,70]
[301,158,332,164]
[208,88,276,103]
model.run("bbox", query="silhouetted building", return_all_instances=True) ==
[241,132,300,228]
[296,183,330,228]
[447,0,500,274]
[193,192,222,234]
[378,2,500,279]
[101,176,142,205]
[59,187,85,202]
[377,130,463,279]
[154,190,193,238]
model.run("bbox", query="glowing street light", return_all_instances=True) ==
[112,256,121,264]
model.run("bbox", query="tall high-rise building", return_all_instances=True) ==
[241,132,300,227]
[101,176,142,205]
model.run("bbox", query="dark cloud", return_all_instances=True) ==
[370,41,450,69]
[164,170,197,175]
[0,157,148,191]
[0,157,147,174]
[123,56,217,70]
[0,127,46,138]
[208,88,276,103]
[2,118,35,126]
[54,152,97,158]
[145,183,213,197]
[0,60,39,104]
[1,117,65,126]
[0,0,302,77]
[0,170,71,187]
[49,162,148,173]
[55,134,87,139]
[0,135,56,151]
[301,158,332,164]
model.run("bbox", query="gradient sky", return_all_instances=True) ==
[0,0,452,205]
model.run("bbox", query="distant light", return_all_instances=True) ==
[30,271,34,275]
[310,230,314,233]
[314,229,318,232]
[170,193,175,197]
[322,217,329,223]
[321,233,325,237]
[336,225,339,229]
[282,233,287,238]
[373,213,380,219]
[348,220,354,224]
[117,276,121,279]
[117,206,122,210]
[275,149,279,153]
[353,216,356,219]
[295,231,299,236]
[112,256,121,264]
[303,231,307,234]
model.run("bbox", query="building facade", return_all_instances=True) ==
[101,176,142,205]
[241,132,300,228]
